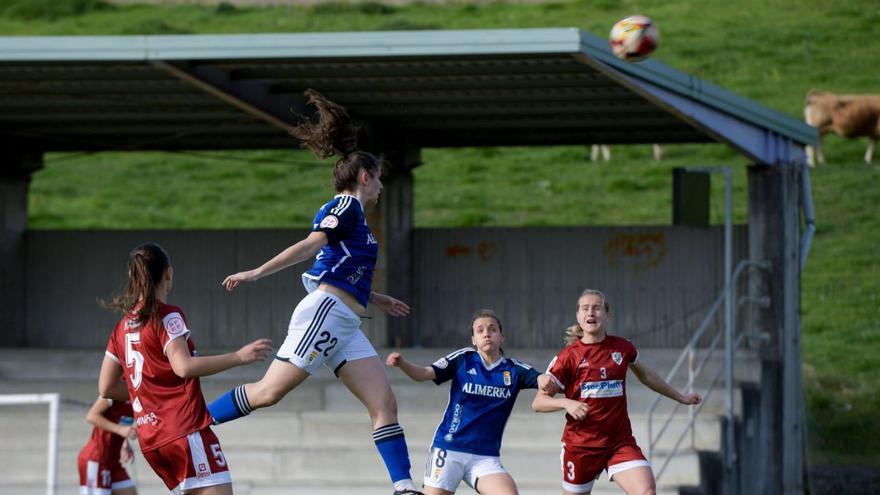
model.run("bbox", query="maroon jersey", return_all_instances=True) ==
[105,303,213,453]
[78,400,134,466]
[546,335,639,449]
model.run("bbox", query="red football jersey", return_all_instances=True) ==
[546,335,639,449]
[79,400,134,466]
[105,303,213,453]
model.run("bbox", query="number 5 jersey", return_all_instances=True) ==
[105,303,213,452]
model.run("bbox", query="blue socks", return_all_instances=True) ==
[208,385,252,424]
[372,423,414,488]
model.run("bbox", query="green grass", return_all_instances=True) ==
[7,0,880,466]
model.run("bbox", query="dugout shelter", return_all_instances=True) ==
[0,28,815,495]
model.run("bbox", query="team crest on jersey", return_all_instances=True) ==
[578,357,589,368]
[319,215,339,229]
[503,371,512,386]
[612,352,623,365]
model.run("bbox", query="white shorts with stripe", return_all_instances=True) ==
[423,447,508,493]
[276,289,377,375]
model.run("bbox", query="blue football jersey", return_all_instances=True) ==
[303,195,378,307]
[430,348,541,457]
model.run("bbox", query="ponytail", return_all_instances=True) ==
[103,243,171,327]
[563,324,583,346]
[291,89,384,192]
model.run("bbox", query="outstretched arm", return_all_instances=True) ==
[222,231,328,291]
[531,381,589,420]
[167,338,273,379]
[370,292,411,317]
[385,352,436,382]
[629,361,701,405]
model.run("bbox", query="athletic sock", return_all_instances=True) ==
[207,385,252,424]
[372,423,414,488]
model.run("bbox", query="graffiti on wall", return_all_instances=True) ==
[604,232,667,273]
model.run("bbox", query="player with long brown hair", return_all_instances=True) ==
[98,242,271,495]
[207,90,422,495]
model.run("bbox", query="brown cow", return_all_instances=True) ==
[804,90,880,166]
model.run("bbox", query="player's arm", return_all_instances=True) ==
[222,231,328,291]
[98,355,129,402]
[119,439,135,465]
[385,352,435,382]
[86,397,134,439]
[531,381,589,420]
[629,361,701,405]
[370,292,411,318]
[167,337,273,379]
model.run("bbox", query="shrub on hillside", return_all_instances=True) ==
[1,0,112,21]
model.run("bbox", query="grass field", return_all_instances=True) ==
[5,0,880,466]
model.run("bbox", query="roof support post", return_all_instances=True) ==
[363,130,420,347]
[746,164,804,495]
[1,151,43,346]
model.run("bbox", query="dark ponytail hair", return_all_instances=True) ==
[291,89,384,192]
[104,243,171,327]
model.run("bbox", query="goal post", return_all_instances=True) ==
[0,393,60,495]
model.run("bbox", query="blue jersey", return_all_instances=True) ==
[430,348,541,457]
[303,195,378,307]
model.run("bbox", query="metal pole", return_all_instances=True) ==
[47,393,59,495]
[723,167,737,495]
[688,348,695,450]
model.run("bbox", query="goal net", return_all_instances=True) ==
[0,394,59,495]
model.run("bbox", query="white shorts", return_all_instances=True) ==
[423,447,508,493]
[276,290,377,375]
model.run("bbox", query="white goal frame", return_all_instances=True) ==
[0,393,59,495]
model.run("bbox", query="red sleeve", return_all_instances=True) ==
[105,327,121,364]
[546,351,572,391]
[626,339,639,364]
[159,308,190,355]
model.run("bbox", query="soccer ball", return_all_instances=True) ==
[609,15,659,62]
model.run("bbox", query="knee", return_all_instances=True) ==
[638,485,656,495]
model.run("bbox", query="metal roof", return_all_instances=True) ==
[0,28,814,164]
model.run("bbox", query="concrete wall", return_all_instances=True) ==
[21,225,745,349]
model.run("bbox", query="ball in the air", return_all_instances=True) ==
[609,15,659,62]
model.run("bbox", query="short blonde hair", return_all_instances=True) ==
[564,289,610,346]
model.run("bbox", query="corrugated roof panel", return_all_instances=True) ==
[0,28,814,162]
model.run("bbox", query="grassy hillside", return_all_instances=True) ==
[6,0,880,466]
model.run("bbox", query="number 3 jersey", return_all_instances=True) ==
[430,348,541,457]
[545,335,639,449]
[105,303,213,452]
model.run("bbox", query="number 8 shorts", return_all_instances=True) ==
[276,289,377,375]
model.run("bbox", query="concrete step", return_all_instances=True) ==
[3,481,683,495]
[0,442,698,491]
[0,404,721,453]
[0,347,746,493]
